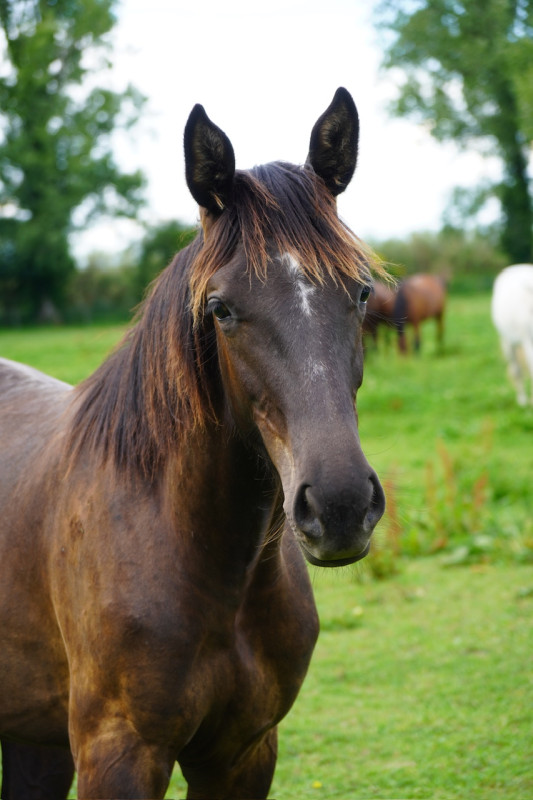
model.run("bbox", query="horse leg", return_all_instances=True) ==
[0,739,74,800]
[522,334,533,405]
[436,312,444,350]
[501,340,527,406]
[413,322,421,353]
[397,324,408,354]
[182,728,277,800]
[72,722,173,799]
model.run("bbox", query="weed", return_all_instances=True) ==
[359,293,532,569]
[366,476,403,579]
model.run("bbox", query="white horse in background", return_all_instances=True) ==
[491,264,533,406]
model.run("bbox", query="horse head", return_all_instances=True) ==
[183,89,385,567]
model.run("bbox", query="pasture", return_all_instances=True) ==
[0,291,531,798]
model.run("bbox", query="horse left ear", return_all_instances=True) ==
[184,104,236,215]
[306,87,359,197]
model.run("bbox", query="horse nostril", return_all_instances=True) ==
[364,472,386,531]
[293,484,324,540]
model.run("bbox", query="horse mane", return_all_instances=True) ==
[66,162,384,481]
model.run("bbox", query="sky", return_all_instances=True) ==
[73,0,501,258]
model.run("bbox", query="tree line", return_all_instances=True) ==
[0,0,531,323]
[51,226,510,325]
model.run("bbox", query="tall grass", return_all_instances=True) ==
[360,293,533,571]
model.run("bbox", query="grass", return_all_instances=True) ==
[0,323,126,384]
[271,559,533,799]
[1,292,532,798]
[358,293,533,567]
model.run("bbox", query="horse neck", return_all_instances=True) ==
[164,420,283,589]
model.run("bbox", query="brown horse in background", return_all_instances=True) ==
[0,89,386,800]
[363,280,397,345]
[393,273,446,353]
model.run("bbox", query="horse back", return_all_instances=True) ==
[398,274,446,322]
[0,358,71,489]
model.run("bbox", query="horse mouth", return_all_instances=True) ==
[299,541,371,568]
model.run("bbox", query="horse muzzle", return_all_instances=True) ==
[287,469,386,567]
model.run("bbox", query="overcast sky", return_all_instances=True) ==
[73,0,501,257]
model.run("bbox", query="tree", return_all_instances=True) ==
[376,0,533,263]
[0,0,145,321]
[135,220,197,297]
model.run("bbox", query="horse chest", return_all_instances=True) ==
[177,583,318,767]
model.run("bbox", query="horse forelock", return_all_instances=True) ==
[188,162,383,319]
[65,161,383,481]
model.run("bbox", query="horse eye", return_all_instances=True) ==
[360,286,371,303]
[211,301,231,321]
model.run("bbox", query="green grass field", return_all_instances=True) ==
[273,558,533,800]
[359,293,533,569]
[1,292,532,798]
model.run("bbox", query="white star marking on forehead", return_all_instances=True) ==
[280,253,315,317]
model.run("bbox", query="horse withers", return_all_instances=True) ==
[491,264,533,405]
[0,89,386,800]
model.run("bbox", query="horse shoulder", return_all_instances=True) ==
[48,475,210,742]
[174,532,319,774]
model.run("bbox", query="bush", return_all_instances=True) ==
[64,255,139,322]
[371,229,509,292]
[64,220,198,323]
[134,220,197,297]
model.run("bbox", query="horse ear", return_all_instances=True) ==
[184,104,236,215]
[306,87,359,197]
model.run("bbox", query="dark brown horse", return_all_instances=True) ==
[0,89,386,800]
[393,273,446,353]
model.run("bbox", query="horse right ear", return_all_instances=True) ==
[306,87,359,197]
[184,104,236,215]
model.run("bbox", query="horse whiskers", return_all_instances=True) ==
[261,512,286,552]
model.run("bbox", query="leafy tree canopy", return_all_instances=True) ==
[136,220,197,295]
[376,0,533,263]
[0,0,146,321]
